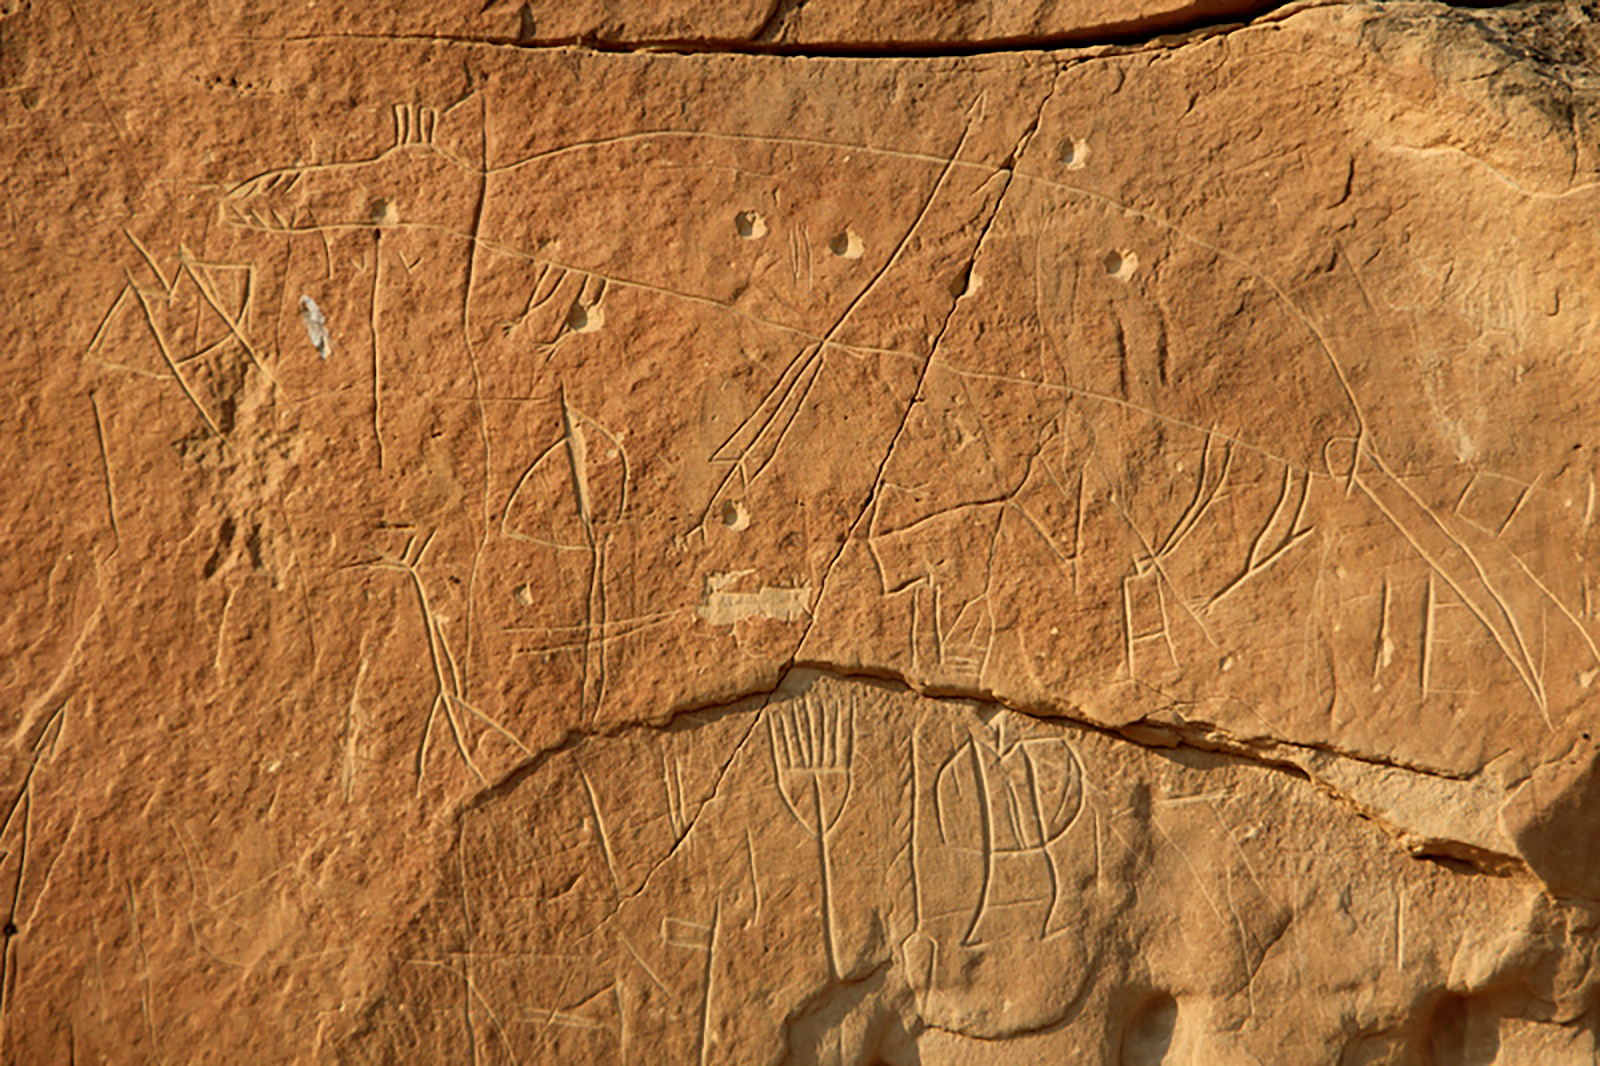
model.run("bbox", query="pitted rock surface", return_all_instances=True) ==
[5,0,1600,1060]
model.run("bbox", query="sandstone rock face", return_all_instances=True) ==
[6,0,1600,1060]
[223,0,1279,47]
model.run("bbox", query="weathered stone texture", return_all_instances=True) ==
[5,0,1600,1060]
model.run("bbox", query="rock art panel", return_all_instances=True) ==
[4,0,1600,1059]
[346,675,1600,1062]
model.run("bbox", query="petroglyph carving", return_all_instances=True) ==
[23,6,1600,1061]
[934,712,1084,943]
[83,235,268,436]
[499,392,631,716]
[362,531,530,786]
[769,687,856,978]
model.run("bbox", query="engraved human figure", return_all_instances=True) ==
[935,713,1084,944]
[768,689,855,979]
[500,388,630,719]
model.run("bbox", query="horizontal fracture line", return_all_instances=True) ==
[243,2,1302,61]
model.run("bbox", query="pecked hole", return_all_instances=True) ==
[1104,248,1139,281]
[1060,137,1090,170]
[734,211,768,239]
[719,499,750,531]
[566,300,604,333]
[828,228,864,259]
[370,198,399,226]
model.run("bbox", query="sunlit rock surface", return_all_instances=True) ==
[5,0,1600,1059]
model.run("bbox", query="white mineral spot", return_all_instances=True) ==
[299,295,331,358]
[698,571,811,625]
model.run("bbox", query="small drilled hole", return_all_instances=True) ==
[566,300,604,333]
[829,228,864,259]
[719,499,750,531]
[1104,249,1138,280]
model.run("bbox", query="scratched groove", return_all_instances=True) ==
[351,674,1594,1062]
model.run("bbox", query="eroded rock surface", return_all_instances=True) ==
[5,0,1600,1060]
[351,673,1600,1062]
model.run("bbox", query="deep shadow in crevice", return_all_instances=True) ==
[279,0,1547,61]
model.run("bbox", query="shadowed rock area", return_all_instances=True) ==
[4,0,1600,1060]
